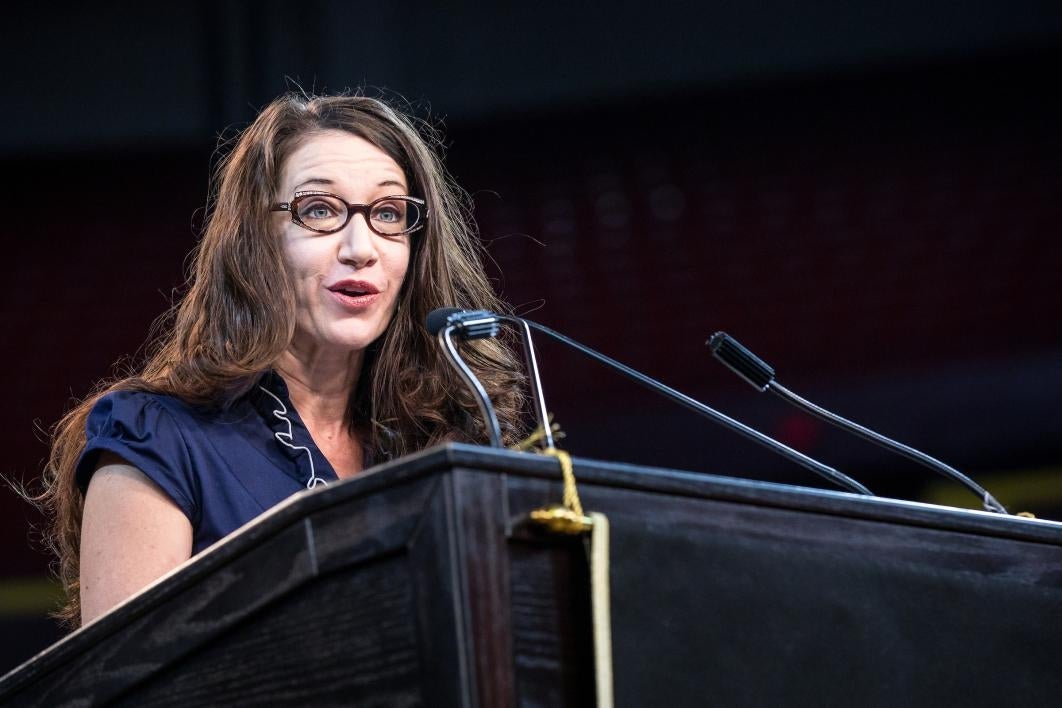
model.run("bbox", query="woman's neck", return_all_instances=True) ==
[274,343,366,477]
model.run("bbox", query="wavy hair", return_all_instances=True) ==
[36,93,526,626]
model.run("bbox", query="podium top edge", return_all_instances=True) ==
[341,443,1062,542]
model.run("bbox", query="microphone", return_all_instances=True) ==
[428,308,873,497]
[427,309,504,447]
[426,308,556,450]
[425,308,454,335]
[707,332,1007,514]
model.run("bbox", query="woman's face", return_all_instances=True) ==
[277,130,413,357]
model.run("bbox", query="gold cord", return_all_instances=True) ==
[511,417,565,451]
[516,417,592,534]
[529,447,593,534]
[545,447,583,517]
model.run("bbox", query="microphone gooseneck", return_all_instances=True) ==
[426,309,504,447]
[707,332,1008,514]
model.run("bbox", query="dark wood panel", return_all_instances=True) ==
[0,474,445,707]
[451,468,516,708]
[309,474,442,574]
[114,558,422,707]
[505,471,1062,707]
[509,537,594,708]
[407,468,472,708]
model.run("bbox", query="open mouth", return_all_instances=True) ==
[327,281,381,308]
[328,281,380,298]
[334,286,370,297]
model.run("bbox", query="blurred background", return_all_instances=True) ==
[3,0,1061,674]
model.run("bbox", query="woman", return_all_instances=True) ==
[37,93,525,627]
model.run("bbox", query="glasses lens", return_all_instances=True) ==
[370,198,422,234]
[294,194,347,232]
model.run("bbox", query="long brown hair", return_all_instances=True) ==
[36,93,525,626]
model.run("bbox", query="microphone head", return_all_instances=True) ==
[425,307,464,335]
[708,332,776,391]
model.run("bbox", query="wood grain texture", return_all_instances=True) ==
[406,469,474,708]
[113,558,422,707]
[506,474,1062,707]
[450,468,516,708]
[508,537,595,708]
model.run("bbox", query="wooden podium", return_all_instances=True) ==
[3,443,1062,706]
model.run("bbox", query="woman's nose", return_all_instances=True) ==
[337,213,378,267]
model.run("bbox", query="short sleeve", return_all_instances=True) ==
[76,391,199,524]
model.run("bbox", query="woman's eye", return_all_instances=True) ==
[372,204,404,223]
[298,200,340,220]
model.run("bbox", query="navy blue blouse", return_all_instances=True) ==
[75,372,361,555]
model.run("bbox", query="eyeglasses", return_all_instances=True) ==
[272,192,428,236]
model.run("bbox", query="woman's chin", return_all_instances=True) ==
[334,325,389,351]
[322,335,379,355]
[288,326,385,359]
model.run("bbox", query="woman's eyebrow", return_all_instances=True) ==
[292,178,408,192]
[293,178,335,191]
